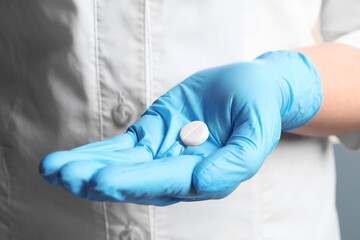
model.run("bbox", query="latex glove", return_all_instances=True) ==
[39,51,322,206]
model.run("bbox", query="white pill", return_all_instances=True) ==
[180,121,209,146]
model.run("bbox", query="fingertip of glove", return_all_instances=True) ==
[39,151,77,188]
[40,151,66,175]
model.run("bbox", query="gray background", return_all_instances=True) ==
[334,145,360,240]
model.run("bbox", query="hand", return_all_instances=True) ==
[39,51,322,206]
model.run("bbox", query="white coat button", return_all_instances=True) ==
[112,93,135,126]
[119,226,142,240]
[180,121,209,146]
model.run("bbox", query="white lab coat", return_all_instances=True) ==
[0,0,359,239]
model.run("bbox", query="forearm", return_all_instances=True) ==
[288,42,360,137]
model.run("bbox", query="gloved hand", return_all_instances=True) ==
[39,51,322,206]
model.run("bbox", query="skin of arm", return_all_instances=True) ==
[289,42,360,137]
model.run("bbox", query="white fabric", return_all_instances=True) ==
[0,0,359,240]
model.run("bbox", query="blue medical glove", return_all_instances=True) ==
[39,51,322,206]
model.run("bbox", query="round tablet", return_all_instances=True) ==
[180,121,209,146]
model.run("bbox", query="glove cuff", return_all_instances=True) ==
[255,51,323,131]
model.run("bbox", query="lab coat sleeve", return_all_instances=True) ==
[321,0,360,151]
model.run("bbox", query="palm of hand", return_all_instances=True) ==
[40,62,282,206]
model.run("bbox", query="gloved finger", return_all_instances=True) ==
[192,142,260,199]
[71,132,137,152]
[39,146,154,185]
[57,159,112,198]
[86,155,203,203]
[192,112,281,199]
